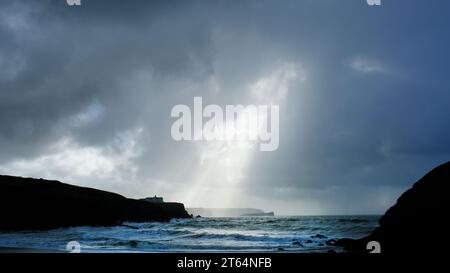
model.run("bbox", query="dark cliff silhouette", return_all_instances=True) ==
[336,161,450,253]
[0,175,191,231]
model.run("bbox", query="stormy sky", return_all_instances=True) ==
[1,0,450,215]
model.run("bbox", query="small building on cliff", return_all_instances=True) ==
[144,195,164,203]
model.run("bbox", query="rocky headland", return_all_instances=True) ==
[0,175,191,231]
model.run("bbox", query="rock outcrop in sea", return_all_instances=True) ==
[0,175,191,231]
[336,161,450,253]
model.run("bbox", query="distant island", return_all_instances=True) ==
[0,175,191,231]
[241,211,275,217]
[186,207,274,217]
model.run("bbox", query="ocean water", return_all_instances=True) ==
[0,216,379,252]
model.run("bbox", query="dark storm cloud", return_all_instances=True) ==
[0,0,214,160]
[1,0,450,214]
